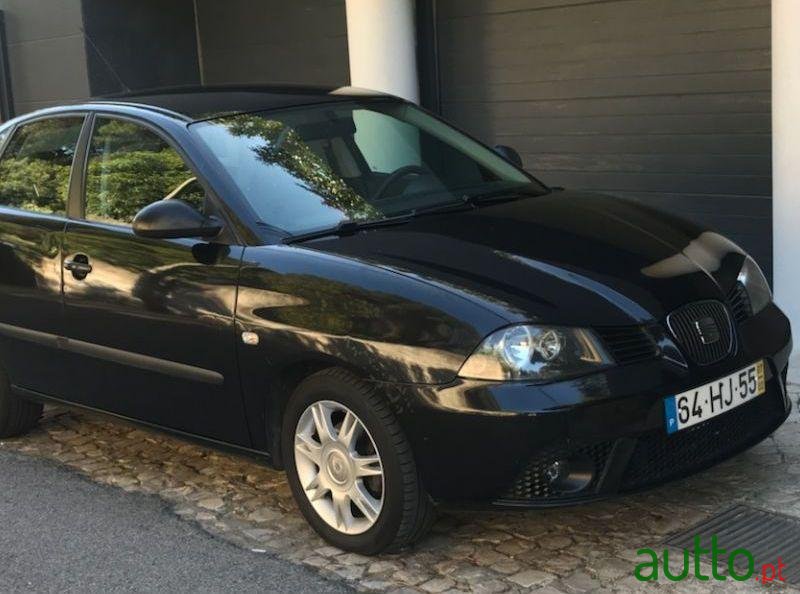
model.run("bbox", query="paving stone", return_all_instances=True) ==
[362,579,394,591]
[338,552,371,565]
[494,539,531,557]
[490,559,521,575]
[369,560,402,574]
[507,569,554,588]
[419,577,456,593]
[468,579,509,593]
[594,557,631,582]
[537,535,573,551]
[332,564,365,581]
[197,497,225,511]
[559,570,600,592]
[533,587,567,594]
[314,546,344,557]
[471,549,508,567]
[536,553,583,576]
[195,511,216,521]
[393,569,433,586]
[248,507,281,522]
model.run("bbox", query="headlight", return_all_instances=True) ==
[737,256,771,315]
[458,324,614,382]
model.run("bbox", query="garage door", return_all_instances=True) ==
[436,0,772,279]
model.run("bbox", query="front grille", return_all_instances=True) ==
[595,325,660,365]
[620,391,783,491]
[667,300,734,365]
[501,441,615,502]
[727,281,753,323]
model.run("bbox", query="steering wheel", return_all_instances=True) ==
[372,165,432,201]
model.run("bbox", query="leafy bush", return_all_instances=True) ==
[0,157,70,214]
[86,149,196,223]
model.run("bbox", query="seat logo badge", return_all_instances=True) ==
[241,331,260,346]
[694,316,720,345]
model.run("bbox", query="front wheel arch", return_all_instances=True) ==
[267,358,368,469]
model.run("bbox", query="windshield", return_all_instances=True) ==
[190,100,545,235]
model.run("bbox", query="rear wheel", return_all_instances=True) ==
[282,368,434,554]
[0,368,42,438]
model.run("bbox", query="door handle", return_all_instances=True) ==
[64,255,92,279]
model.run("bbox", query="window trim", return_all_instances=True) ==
[0,112,88,218]
[0,121,16,156]
[68,113,94,219]
[73,111,242,245]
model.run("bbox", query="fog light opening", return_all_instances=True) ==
[545,455,595,494]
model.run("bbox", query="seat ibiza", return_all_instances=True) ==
[0,86,790,554]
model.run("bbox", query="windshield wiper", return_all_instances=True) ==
[406,200,475,216]
[283,189,541,244]
[283,214,414,244]
[462,187,541,206]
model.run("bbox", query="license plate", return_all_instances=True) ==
[664,360,766,435]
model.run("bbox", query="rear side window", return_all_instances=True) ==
[84,117,204,225]
[0,117,84,215]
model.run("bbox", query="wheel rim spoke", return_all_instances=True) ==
[304,474,330,501]
[332,492,353,530]
[350,482,381,523]
[353,454,382,477]
[294,433,322,465]
[310,402,337,444]
[337,410,359,449]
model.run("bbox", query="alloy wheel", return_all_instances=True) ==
[293,400,384,534]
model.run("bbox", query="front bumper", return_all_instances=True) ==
[382,303,793,506]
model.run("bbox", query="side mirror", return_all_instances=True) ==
[132,200,222,240]
[494,144,523,168]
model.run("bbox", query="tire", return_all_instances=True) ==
[282,368,435,554]
[0,368,42,438]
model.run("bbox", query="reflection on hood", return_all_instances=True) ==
[641,232,743,279]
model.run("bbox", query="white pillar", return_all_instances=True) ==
[345,0,419,103]
[773,0,800,381]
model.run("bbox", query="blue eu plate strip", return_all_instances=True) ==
[664,396,679,435]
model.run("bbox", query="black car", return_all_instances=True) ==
[0,86,791,554]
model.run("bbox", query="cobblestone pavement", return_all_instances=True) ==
[2,386,799,593]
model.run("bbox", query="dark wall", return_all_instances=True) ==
[436,0,772,278]
[195,0,349,86]
[82,0,200,96]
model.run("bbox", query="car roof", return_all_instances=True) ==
[88,84,393,121]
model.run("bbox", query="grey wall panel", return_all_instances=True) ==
[437,0,773,278]
[196,0,349,86]
[0,0,89,113]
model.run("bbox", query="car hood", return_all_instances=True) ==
[299,191,746,326]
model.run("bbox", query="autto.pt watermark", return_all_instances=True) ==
[634,535,786,584]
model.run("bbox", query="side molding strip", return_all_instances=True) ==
[14,385,270,461]
[0,321,59,349]
[0,321,223,385]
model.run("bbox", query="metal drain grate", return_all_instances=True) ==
[664,505,800,584]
